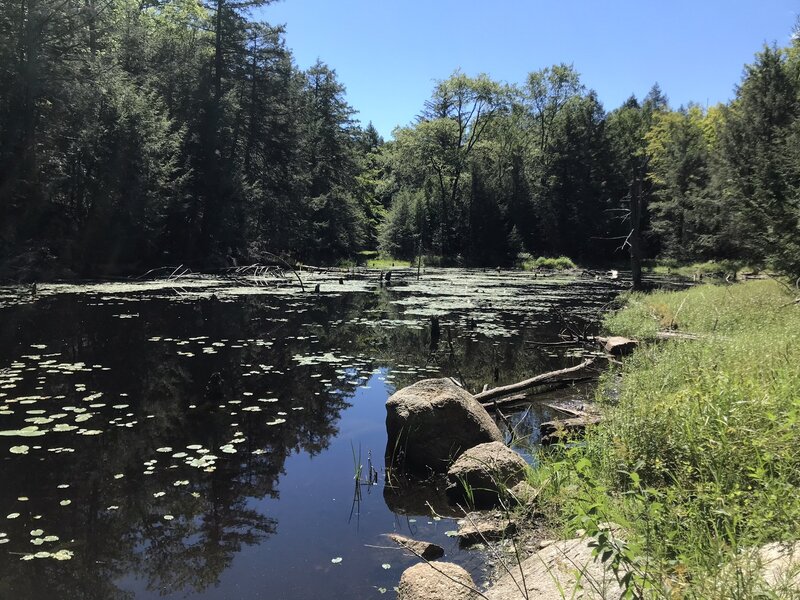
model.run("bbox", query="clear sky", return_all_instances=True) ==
[257,0,799,140]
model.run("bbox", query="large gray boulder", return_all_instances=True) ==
[397,561,478,600]
[386,378,502,473]
[446,441,528,508]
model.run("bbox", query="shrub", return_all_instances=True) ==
[519,255,577,271]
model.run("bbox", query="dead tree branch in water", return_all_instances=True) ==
[551,308,594,342]
[475,358,596,403]
[260,252,305,292]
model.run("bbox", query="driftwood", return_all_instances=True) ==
[542,403,584,418]
[527,340,583,347]
[474,358,595,403]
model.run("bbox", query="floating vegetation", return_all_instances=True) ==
[0,426,46,437]
[20,549,74,561]
[292,352,348,366]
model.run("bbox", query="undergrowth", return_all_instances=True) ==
[529,280,800,598]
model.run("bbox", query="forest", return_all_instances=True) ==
[1,0,799,278]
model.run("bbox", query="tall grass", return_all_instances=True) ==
[530,280,800,597]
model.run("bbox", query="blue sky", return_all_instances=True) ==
[257,0,799,139]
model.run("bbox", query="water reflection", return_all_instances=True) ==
[0,271,623,599]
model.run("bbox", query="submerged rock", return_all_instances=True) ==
[386,378,502,473]
[383,473,462,518]
[446,441,527,508]
[397,561,478,600]
[386,533,445,560]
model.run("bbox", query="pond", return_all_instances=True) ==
[0,268,626,599]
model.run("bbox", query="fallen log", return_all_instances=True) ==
[475,358,595,403]
[542,403,584,418]
[653,330,701,341]
[479,378,596,410]
[483,393,527,410]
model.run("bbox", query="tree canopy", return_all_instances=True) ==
[0,3,798,278]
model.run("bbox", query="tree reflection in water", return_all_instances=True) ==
[0,272,622,598]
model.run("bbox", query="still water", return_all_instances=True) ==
[0,269,624,599]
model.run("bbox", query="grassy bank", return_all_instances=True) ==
[642,259,759,280]
[531,280,800,597]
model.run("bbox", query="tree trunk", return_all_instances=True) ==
[214,0,223,103]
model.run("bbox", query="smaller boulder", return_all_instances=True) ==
[447,441,528,508]
[397,561,478,600]
[386,533,444,560]
[540,414,601,445]
[507,480,538,507]
[456,512,516,546]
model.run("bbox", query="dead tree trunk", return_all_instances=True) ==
[630,167,644,291]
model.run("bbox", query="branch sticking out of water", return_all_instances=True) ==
[475,358,596,403]
[259,252,305,292]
